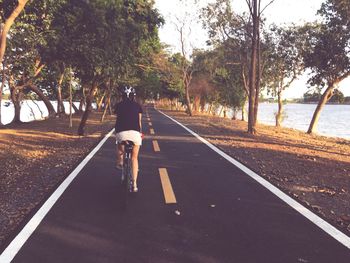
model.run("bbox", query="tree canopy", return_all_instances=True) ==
[0,0,164,133]
[1,0,349,137]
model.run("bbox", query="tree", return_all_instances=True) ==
[267,25,304,127]
[302,0,350,134]
[303,90,321,103]
[190,49,216,113]
[201,0,251,120]
[0,57,7,125]
[0,0,29,65]
[3,0,67,123]
[49,0,163,135]
[173,13,195,116]
[328,89,345,103]
[201,0,274,123]
[245,0,275,134]
[1,0,164,129]
[0,0,29,123]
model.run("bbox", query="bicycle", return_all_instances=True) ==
[120,140,135,207]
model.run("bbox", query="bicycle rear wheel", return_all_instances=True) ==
[120,162,129,209]
[121,157,133,208]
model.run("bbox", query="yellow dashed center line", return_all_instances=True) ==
[150,128,155,135]
[159,168,177,204]
[152,140,160,152]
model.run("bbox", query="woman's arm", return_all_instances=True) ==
[139,113,142,132]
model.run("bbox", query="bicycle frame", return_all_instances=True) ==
[122,141,133,192]
[119,140,134,209]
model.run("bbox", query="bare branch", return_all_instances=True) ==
[245,0,253,15]
[260,0,275,15]
[34,64,45,78]
[226,62,241,65]
[134,64,163,72]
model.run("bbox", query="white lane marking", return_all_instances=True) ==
[152,140,160,152]
[148,122,152,126]
[157,110,350,250]
[159,168,177,204]
[150,128,155,135]
[0,129,115,262]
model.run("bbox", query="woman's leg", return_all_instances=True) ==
[116,143,124,168]
[131,145,140,188]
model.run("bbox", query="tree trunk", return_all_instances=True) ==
[32,99,44,119]
[10,86,22,123]
[242,96,248,121]
[79,98,85,112]
[60,99,65,115]
[208,104,213,115]
[218,106,224,117]
[253,18,261,126]
[200,97,206,113]
[101,82,111,122]
[232,107,238,120]
[97,91,106,111]
[0,0,29,65]
[28,84,56,118]
[71,102,79,113]
[27,100,36,119]
[79,85,87,112]
[193,96,200,113]
[307,84,335,134]
[108,96,113,115]
[69,74,73,128]
[248,1,258,134]
[175,98,179,111]
[223,107,227,118]
[57,71,65,116]
[78,84,98,135]
[101,96,110,122]
[185,84,192,116]
[0,61,5,126]
[275,91,283,127]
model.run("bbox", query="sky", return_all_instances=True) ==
[154,0,349,99]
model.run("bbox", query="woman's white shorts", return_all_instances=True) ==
[115,130,142,146]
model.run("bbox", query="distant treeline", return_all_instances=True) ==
[302,90,349,104]
[261,89,350,104]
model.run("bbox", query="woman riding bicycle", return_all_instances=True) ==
[114,86,143,192]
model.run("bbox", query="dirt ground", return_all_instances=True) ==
[0,112,115,248]
[159,108,350,235]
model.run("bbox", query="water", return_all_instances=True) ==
[255,103,350,139]
[1,100,349,140]
[0,100,82,125]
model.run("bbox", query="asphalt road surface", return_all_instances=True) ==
[2,106,350,263]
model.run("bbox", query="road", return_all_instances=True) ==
[1,106,350,263]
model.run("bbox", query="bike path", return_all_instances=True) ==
[3,106,350,263]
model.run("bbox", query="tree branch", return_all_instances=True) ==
[0,0,29,64]
[260,0,275,15]
[245,0,253,15]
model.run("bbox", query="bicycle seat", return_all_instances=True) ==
[120,140,135,146]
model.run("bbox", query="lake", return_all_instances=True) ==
[0,100,81,125]
[1,100,349,140]
[251,103,350,139]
